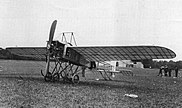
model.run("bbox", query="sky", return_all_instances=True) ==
[0,0,182,61]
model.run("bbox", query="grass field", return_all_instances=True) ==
[0,60,182,108]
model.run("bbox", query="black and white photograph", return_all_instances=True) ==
[0,0,182,107]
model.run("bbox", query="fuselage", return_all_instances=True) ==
[49,40,88,66]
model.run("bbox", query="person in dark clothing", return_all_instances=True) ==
[89,61,96,70]
[175,66,179,77]
[168,68,172,77]
[158,66,164,76]
[82,66,86,77]
[164,65,168,76]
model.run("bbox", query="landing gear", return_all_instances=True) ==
[44,72,52,82]
[42,61,81,84]
[72,74,79,84]
[52,73,60,81]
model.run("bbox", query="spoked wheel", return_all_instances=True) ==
[72,74,79,84]
[52,73,60,82]
[60,71,67,79]
[44,72,52,82]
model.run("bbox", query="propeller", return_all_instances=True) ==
[48,20,57,48]
[45,20,57,76]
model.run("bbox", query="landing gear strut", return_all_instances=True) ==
[42,60,81,84]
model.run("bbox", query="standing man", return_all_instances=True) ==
[82,66,86,77]
[168,68,172,77]
[164,65,168,76]
[175,66,179,78]
[158,66,164,76]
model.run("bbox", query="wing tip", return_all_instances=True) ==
[157,46,176,59]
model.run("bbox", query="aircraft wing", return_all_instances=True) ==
[71,46,176,62]
[5,46,176,62]
[6,47,47,60]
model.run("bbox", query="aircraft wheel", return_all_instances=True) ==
[44,74,52,82]
[53,73,60,82]
[60,71,66,78]
[72,74,79,84]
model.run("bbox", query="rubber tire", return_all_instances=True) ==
[53,73,60,82]
[44,75,52,82]
[72,74,79,84]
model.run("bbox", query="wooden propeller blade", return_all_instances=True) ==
[48,20,57,44]
[45,20,57,75]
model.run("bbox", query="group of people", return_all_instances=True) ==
[158,65,179,77]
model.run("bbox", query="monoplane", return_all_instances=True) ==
[4,20,176,84]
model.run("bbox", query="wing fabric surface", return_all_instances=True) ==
[6,47,47,60]
[71,46,176,62]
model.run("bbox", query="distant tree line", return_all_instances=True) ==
[0,48,45,61]
[142,60,182,69]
